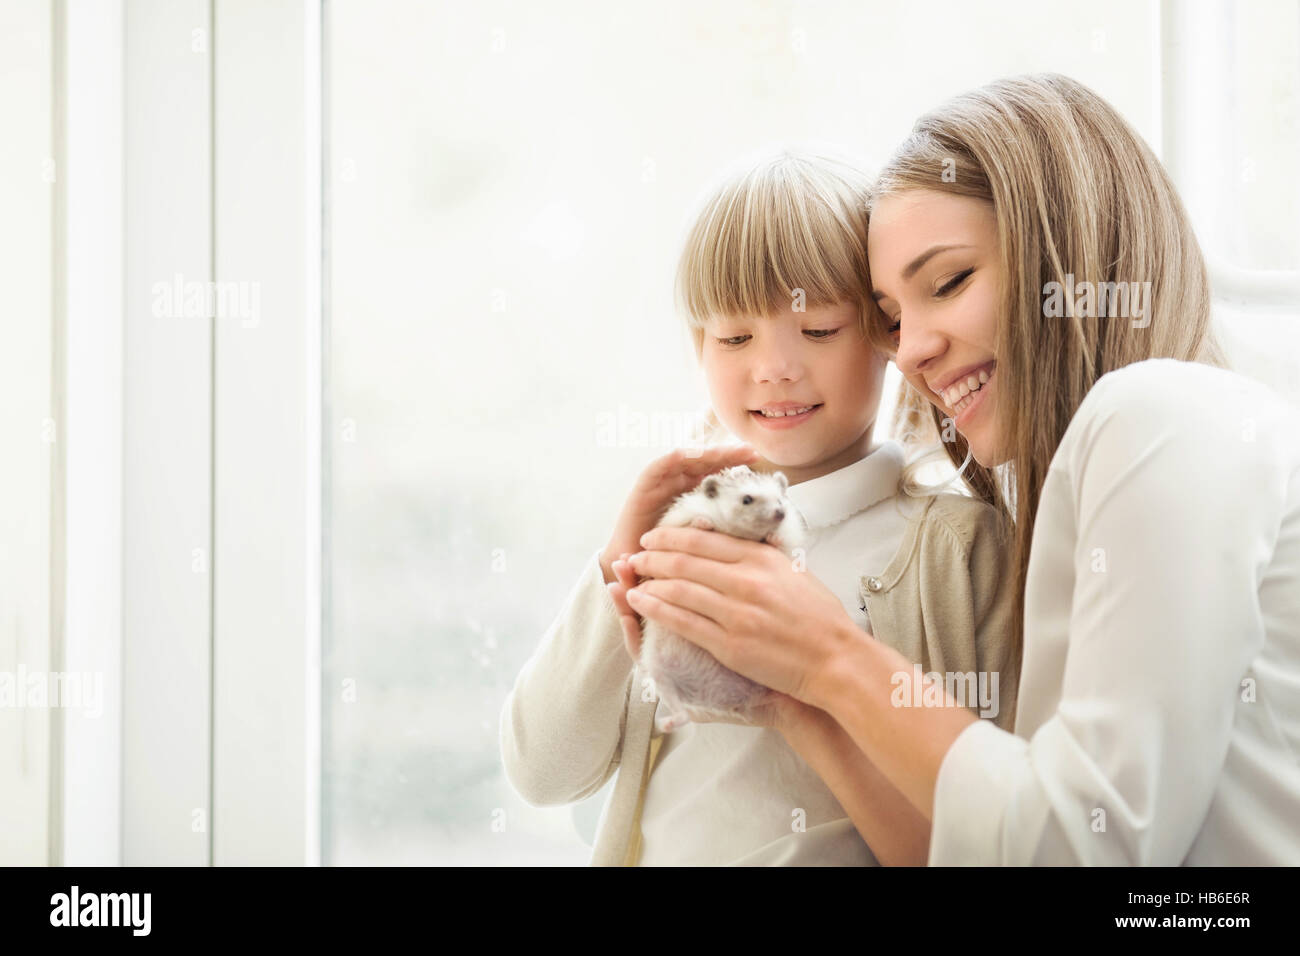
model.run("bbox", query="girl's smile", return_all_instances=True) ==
[701,300,885,485]
[749,403,824,428]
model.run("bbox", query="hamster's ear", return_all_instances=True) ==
[775,471,788,492]
[702,476,720,498]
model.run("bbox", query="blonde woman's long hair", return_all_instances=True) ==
[675,147,891,450]
[864,72,1232,679]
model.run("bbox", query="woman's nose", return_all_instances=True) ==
[895,323,946,380]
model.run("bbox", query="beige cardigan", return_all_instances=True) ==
[499,491,1020,866]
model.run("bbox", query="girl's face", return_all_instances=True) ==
[866,189,1007,467]
[701,301,886,485]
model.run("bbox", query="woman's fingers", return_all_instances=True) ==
[638,525,757,563]
[627,536,777,602]
[625,580,732,659]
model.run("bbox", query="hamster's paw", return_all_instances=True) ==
[655,707,691,734]
[765,528,806,555]
[689,516,715,531]
[764,530,792,550]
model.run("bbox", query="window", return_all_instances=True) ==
[321,0,1170,865]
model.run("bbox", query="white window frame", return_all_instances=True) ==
[1160,0,1300,313]
[209,0,322,867]
[0,0,57,868]
[57,0,322,865]
[61,0,125,867]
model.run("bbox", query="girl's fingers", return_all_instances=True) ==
[607,581,634,619]
[611,559,640,591]
[650,445,755,479]
[616,608,643,662]
[683,445,758,473]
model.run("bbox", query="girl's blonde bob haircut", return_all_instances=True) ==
[674,147,894,447]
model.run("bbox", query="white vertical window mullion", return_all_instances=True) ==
[121,0,214,865]
[212,0,321,866]
[62,0,125,866]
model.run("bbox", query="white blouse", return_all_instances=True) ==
[928,358,1300,865]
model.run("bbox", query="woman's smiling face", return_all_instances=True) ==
[866,189,1008,467]
[701,300,886,485]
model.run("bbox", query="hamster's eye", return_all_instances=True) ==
[742,495,753,505]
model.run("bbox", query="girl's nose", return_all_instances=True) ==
[752,341,803,383]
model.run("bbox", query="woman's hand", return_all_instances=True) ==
[613,526,861,707]
[607,554,808,733]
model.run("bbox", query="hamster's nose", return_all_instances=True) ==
[774,508,785,522]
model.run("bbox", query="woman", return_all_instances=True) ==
[610,73,1300,864]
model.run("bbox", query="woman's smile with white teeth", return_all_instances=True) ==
[941,367,993,409]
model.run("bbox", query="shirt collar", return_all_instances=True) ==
[784,440,905,531]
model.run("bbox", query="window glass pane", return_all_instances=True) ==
[1230,0,1300,270]
[324,0,1157,864]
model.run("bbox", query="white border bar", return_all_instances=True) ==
[304,0,323,869]
[62,0,124,867]
[212,0,321,865]
[121,0,214,866]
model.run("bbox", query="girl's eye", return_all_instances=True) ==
[713,329,839,346]
[935,268,974,297]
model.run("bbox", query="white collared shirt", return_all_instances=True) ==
[928,359,1300,865]
[637,440,926,865]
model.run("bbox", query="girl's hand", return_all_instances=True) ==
[619,526,860,706]
[608,555,799,733]
[599,444,760,586]
[607,555,647,663]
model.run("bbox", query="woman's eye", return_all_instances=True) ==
[885,319,901,335]
[935,268,974,297]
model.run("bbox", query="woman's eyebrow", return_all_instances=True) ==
[899,243,977,282]
[870,243,975,302]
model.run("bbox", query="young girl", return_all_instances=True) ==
[501,147,1020,866]
[620,75,1300,865]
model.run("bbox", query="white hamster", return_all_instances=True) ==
[636,465,807,734]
